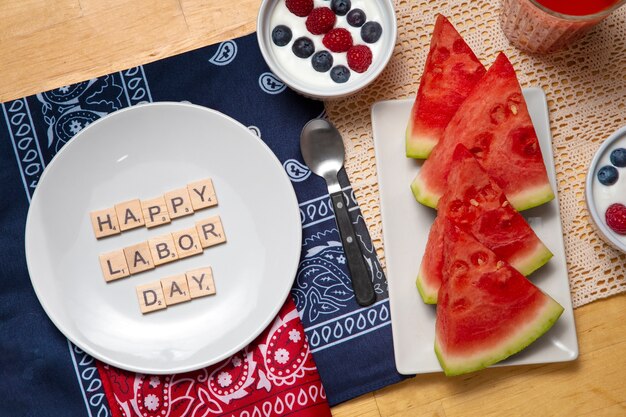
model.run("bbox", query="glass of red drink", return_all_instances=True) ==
[500,0,626,53]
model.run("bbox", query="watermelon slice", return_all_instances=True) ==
[411,52,555,211]
[405,14,486,159]
[435,220,563,376]
[416,145,552,304]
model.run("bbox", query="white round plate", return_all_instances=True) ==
[25,102,302,374]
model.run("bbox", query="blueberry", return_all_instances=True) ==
[311,51,333,72]
[272,25,292,47]
[361,21,383,43]
[598,165,619,185]
[331,0,351,16]
[330,65,351,83]
[347,8,366,27]
[292,37,315,58]
[610,148,626,167]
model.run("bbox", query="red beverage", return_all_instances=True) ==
[533,0,623,16]
[500,0,626,53]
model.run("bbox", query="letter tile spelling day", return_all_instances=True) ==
[134,266,217,314]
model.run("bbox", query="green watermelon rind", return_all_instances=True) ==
[507,183,555,212]
[412,174,555,212]
[511,240,553,276]
[417,238,553,305]
[406,125,438,159]
[434,297,564,376]
[416,270,438,305]
[411,174,439,209]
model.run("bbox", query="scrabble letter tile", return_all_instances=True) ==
[123,241,155,274]
[187,178,217,211]
[164,187,194,219]
[186,267,216,299]
[172,227,203,259]
[160,274,191,306]
[115,199,145,231]
[147,233,179,266]
[90,207,120,238]
[196,216,227,249]
[99,249,130,282]
[141,196,171,228]
[136,281,167,314]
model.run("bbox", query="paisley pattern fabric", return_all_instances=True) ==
[97,299,329,417]
[0,34,402,416]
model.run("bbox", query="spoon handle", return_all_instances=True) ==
[330,191,377,307]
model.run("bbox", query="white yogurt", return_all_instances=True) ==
[269,0,384,88]
[592,134,626,244]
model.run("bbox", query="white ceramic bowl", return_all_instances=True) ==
[585,125,626,253]
[257,0,397,100]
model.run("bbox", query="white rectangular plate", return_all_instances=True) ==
[372,88,579,375]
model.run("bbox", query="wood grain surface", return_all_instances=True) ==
[1,1,625,416]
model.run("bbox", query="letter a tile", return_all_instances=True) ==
[90,207,120,239]
[123,242,155,274]
[147,234,179,266]
[115,199,145,231]
[136,281,167,314]
[160,274,191,306]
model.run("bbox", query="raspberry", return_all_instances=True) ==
[322,28,353,53]
[286,0,313,17]
[305,7,336,35]
[605,203,626,235]
[347,45,372,73]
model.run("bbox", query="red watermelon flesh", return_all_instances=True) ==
[416,145,552,304]
[435,220,563,376]
[411,52,554,211]
[405,14,486,159]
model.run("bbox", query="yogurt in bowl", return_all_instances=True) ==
[257,0,397,99]
[586,126,626,252]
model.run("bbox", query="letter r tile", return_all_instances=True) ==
[196,216,227,249]
[136,281,167,314]
[147,233,179,266]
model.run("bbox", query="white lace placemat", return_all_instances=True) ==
[326,0,626,308]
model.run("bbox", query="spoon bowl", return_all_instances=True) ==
[300,119,345,193]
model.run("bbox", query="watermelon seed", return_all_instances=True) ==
[510,104,518,115]
[502,201,509,207]
[496,261,505,269]
[470,199,479,207]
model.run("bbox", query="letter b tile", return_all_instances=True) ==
[147,233,179,266]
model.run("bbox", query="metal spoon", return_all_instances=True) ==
[300,119,377,307]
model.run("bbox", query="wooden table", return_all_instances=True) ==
[2,1,625,416]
